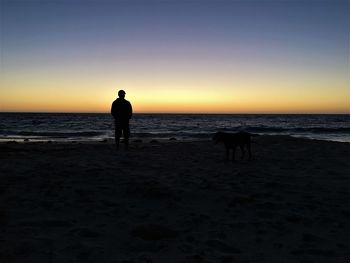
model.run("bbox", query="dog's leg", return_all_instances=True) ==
[247,141,252,160]
[240,145,245,160]
[225,146,229,161]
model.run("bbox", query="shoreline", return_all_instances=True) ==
[1,135,350,262]
[1,133,350,144]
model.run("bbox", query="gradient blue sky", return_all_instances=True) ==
[0,0,349,113]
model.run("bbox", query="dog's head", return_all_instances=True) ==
[212,132,225,143]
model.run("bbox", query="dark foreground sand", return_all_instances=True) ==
[1,135,350,263]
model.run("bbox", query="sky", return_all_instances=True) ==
[0,0,349,113]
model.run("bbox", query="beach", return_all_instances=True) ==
[1,135,350,263]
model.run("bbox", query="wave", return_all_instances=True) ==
[132,132,210,138]
[228,126,350,134]
[292,127,350,133]
[2,127,350,138]
[133,127,350,139]
[11,131,103,138]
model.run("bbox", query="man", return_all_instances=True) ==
[111,90,132,150]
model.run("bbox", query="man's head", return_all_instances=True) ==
[118,90,126,99]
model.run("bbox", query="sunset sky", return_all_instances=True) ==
[0,0,349,113]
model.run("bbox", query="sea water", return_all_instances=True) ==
[0,113,350,143]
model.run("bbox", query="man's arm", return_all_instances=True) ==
[111,101,116,118]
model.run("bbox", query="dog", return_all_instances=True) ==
[213,131,257,161]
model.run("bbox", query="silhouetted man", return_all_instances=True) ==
[111,90,132,150]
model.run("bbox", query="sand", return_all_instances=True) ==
[1,135,350,263]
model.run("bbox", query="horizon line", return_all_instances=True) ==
[1,111,349,115]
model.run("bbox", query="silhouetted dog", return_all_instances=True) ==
[213,131,256,161]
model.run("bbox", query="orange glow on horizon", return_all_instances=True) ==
[1,91,349,114]
[1,74,349,114]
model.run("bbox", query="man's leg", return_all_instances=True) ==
[115,122,122,150]
[123,123,130,150]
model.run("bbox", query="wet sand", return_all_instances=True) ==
[1,135,350,262]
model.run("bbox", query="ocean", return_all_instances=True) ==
[0,113,350,143]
